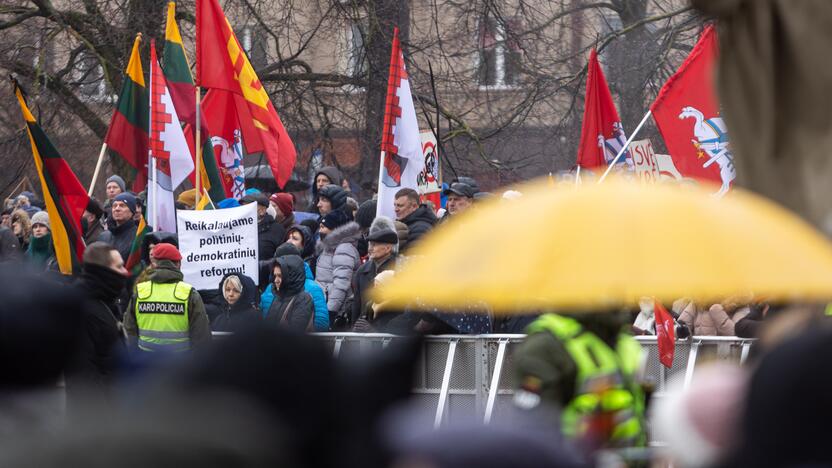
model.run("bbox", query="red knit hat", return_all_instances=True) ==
[152,243,182,262]
[269,192,294,218]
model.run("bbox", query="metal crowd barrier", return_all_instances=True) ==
[312,333,756,428]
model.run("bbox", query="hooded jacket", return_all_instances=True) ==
[308,166,343,212]
[266,255,314,331]
[207,273,261,332]
[315,221,361,316]
[123,260,212,350]
[675,299,750,336]
[260,261,329,331]
[400,204,437,247]
[66,263,127,393]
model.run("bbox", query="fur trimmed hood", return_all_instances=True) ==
[316,221,362,255]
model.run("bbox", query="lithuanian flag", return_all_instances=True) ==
[104,33,149,191]
[163,2,227,202]
[13,79,89,274]
[125,214,150,276]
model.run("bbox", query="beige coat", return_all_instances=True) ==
[674,298,750,336]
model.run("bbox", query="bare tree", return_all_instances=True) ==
[0,0,704,200]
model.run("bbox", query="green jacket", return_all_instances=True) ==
[124,261,211,352]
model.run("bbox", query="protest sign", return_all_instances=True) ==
[419,130,442,208]
[629,139,660,183]
[177,203,258,290]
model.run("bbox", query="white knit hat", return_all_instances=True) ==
[31,211,50,231]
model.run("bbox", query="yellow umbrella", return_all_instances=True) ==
[374,178,832,313]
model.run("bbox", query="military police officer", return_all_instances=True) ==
[124,243,211,353]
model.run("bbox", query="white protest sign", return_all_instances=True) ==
[629,139,661,183]
[176,203,259,290]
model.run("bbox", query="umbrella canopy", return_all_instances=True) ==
[374,178,832,313]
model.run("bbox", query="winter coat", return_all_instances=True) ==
[675,299,750,336]
[98,218,138,263]
[260,261,328,331]
[0,226,21,263]
[265,255,314,331]
[206,273,261,332]
[315,221,361,316]
[351,254,397,324]
[400,204,437,247]
[26,233,58,271]
[83,217,105,246]
[123,260,212,350]
[307,166,343,212]
[65,263,127,393]
[256,214,286,288]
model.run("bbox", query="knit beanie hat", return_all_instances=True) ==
[320,210,349,230]
[114,192,137,213]
[217,198,241,209]
[106,175,126,193]
[355,199,377,230]
[270,193,294,218]
[31,211,50,231]
[318,184,347,210]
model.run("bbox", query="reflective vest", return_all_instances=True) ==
[135,280,192,352]
[526,314,646,447]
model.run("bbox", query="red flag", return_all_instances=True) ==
[201,89,247,199]
[654,300,676,368]
[576,49,630,169]
[196,0,296,188]
[650,25,736,197]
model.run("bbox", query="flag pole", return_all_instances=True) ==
[148,40,157,232]
[195,86,202,208]
[598,110,652,183]
[87,142,108,195]
[375,150,386,216]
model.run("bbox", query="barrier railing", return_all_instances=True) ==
[312,333,756,428]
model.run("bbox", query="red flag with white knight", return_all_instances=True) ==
[654,300,676,368]
[148,39,195,232]
[196,0,296,188]
[576,48,631,169]
[650,25,735,197]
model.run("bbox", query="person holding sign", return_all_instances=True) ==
[124,243,211,353]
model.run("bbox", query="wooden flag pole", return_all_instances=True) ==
[87,142,108,196]
[195,86,202,208]
[598,110,652,183]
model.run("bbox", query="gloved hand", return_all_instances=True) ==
[676,322,691,339]
[352,317,374,333]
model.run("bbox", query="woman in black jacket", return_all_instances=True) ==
[265,255,314,332]
[207,273,261,332]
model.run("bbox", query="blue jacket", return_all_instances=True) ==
[261,262,329,331]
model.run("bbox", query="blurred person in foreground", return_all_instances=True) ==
[512,310,647,456]
[65,242,129,402]
[123,243,211,354]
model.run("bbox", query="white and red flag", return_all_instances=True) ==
[576,48,631,169]
[149,39,194,232]
[376,27,425,219]
[650,25,735,197]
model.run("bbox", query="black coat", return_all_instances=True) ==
[257,214,286,289]
[206,273,261,332]
[266,255,314,331]
[400,204,437,246]
[97,219,138,263]
[0,226,21,263]
[65,263,127,393]
[351,254,396,323]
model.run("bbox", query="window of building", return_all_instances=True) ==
[346,20,368,79]
[477,16,522,88]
